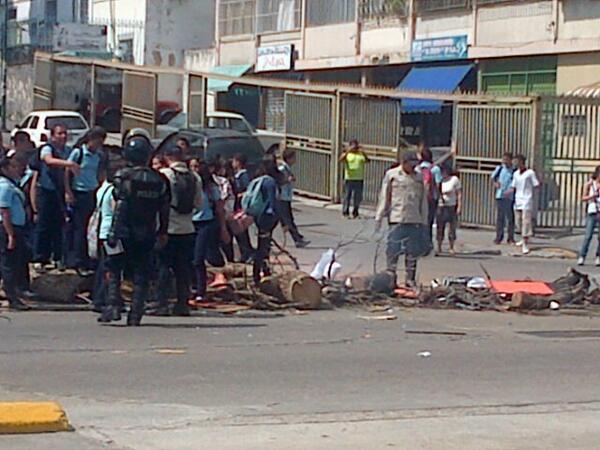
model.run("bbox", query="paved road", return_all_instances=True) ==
[2,203,600,449]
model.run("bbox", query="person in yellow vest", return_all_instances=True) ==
[339,139,369,219]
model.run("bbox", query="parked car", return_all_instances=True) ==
[154,128,265,174]
[156,111,283,154]
[12,111,89,148]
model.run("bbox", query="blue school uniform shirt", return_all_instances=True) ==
[0,176,26,226]
[234,169,250,193]
[96,181,115,240]
[39,144,70,191]
[68,144,101,192]
[193,185,221,222]
[278,162,294,202]
[491,164,515,200]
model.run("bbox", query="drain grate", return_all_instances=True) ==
[519,330,600,338]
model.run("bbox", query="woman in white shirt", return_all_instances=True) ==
[578,166,600,266]
[436,165,462,255]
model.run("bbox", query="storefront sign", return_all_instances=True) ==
[256,44,293,72]
[411,35,468,62]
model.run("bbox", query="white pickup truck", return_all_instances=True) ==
[156,111,283,154]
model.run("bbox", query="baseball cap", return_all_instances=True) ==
[402,151,419,165]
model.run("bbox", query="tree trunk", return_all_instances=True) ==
[259,270,321,309]
[31,270,94,303]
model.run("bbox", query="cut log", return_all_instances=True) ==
[259,270,321,309]
[31,270,94,303]
[510,292,552,311]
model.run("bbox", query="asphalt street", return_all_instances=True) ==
[2,203,600,449]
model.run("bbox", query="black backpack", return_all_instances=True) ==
[169,168,197,215]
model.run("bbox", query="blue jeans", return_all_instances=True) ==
[34,187,64,263]
[71,190,96,269]
[386,224,426,285]
[193,220,225,298]
[343,180,364,217]
[579,213,600,259]
[495,198,515,243]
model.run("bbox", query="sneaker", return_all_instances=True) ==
[577,257,585,266]
[493,239,502,245]
[516,240,524,247]
[33,263,46,274]
[149,305,170,317]
[595,257,600,267]
[54,261,66,272]
[295,239,310,248]
[76,268,95,277]
[522,244,530,255]
[8,299,31,311]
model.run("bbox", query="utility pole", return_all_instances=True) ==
[1,0,8,131]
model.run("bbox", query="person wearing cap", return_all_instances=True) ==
[0,149,31,310]
[339,139,369,219]
[154,145,203,317]
[375,151,429,287]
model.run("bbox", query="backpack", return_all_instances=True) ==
[29,143,66,194]
[169,168,197,215]
[241,175,268,218]
[421,165,439,203]
[87,185,112,260]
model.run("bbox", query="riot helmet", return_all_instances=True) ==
[123,137,153,166]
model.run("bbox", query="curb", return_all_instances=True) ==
[0,402,71,434]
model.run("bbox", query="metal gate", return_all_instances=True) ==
[537,97,600,229]
[33,54,54,110]
[341,95,400,205]
[455,104,534,227]
[122,71,157,137]
[285,92,337,200]
[187,74,206,128]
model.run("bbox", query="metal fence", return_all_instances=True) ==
[359,0,409,20]
[454,104,533,227]
[307,0,356,26]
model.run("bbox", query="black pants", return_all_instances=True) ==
[278,200,303,243]
[34,188,64,263]
[157,234,194,308]
[107,238,155,321]
[0,227,27,303]
[343,180,364,217]
[495,198,515,243]
[235,228,253,262]
[92,245,108,310]
[71,190,96,269]
[426,199,437,244]
[253,214,278,284]
[436,205,458,244]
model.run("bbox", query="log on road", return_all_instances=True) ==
[259,270,322,309]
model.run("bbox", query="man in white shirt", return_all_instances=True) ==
[507,154,539,255]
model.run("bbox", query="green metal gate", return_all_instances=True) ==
[122,71,157,137]
[285,92,337,200]
[455,104,534,227]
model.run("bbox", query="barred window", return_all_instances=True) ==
[257,0,301,33]
[359,0,408,21]
[415,0,471,13]
[307,0,356,27]
[219,0,256,37]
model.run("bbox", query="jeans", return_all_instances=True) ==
[426,199,437,244]
[386,224,424,285]
[92,246,108,310]
[495,198,515,243]
[193,220,224,298]
[579,213,600,259]
[107,238,155,321]
[0,227,27,303]
[343,180,364,217]
[71,190,96,269]
[253,213,278,284]
[436,205,458,244]
[278,200,303,243]
[34,187,64,263]
[157,234,194,308]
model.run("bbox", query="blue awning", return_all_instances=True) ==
[208,65,253,93]
[398,65,473,113]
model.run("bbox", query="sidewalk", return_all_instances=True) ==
[282,198,588,285]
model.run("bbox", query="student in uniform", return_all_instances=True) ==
[65,127,107,275]
[232,153,253,262]
[0,149,31,310]
[278,148,309,248]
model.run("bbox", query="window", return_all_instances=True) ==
[19,116,32,129]
[45,116,87,130]
[30,116,40,129]
[257,0,301,33]
[415,0,471,14]
[230,118,252,133]
[8,8,17,20]
[307,0,356,26]
[561,115,587,138]
[208,117,229,129]
[219,0,256,37]
[359,0,408,21]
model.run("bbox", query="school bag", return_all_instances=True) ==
[169,168,197,214]
[421,165,438,203]
[241,175,268,218]
[87,186,112,260]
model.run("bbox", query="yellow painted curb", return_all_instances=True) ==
[0,402,71,434]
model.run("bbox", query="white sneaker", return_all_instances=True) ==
[522,244,530,255]
[516,240,524,247]
[595,257,600,267]
[578,257,585,266]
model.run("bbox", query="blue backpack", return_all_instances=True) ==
[241,175,268,218]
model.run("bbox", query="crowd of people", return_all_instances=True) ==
[0,124,308,325]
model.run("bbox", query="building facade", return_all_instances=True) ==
[213,0,600,95]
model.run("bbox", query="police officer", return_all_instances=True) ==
[100,137,169,326]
